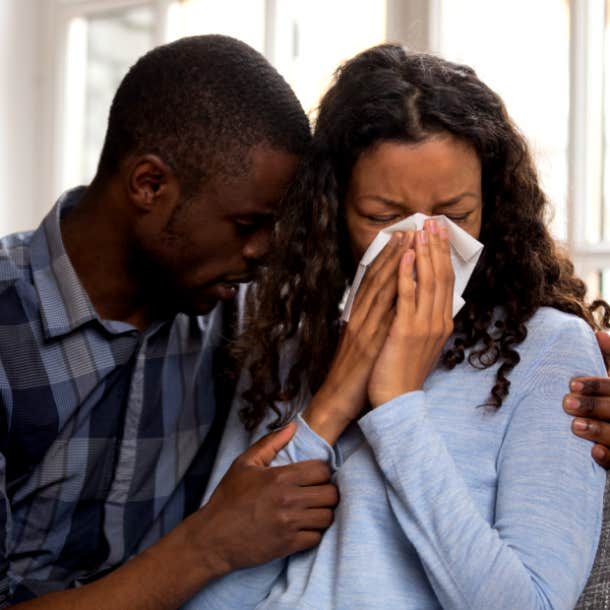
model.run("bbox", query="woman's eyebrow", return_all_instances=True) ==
[358,192,480,209]
[358,195,406,209]
[435,192,480,208]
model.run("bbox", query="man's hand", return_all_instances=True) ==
[564,331,610,468]
[12,423,337,610]
[192,422,339,573]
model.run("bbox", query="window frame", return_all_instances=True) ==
[43,0,610,296]
[39,0,170,220]
[568,0,610,286]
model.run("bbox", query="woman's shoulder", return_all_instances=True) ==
[514,306,605,383]
[523,306,597,347]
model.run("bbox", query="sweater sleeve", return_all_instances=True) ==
[182,408,336,608]
[358,316,606,610]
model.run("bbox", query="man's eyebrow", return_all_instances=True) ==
[231,210,277,221]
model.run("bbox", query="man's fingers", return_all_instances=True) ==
[570,376,610,397]
[564,393,610,419]
[295,508,334,530]
[290,530,323,555]
[270,459,333,486]
[241,422,297,467]
[591,443,610,469]
[571,417,610,451]
[294,484,339,508]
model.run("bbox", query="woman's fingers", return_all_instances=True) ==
[349,232,403,329]
[414,226,434,322]
[396,249,416,326]
[426,219,446,323]
[395,220,454,345]
[439,225,455,322]
[426,220,455,334]
[359,232,415,342]
[351,231,414,331]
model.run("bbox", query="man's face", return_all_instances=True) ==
[136,146,299,316]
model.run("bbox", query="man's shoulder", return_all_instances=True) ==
[0,230,40,326]
[0,230,35,284]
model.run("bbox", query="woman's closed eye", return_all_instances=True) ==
[366,214,403,224]
[445,212,472,224]
[366,211,473,225]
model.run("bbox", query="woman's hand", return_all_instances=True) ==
[303,231,414,444]
[368,219,455,408]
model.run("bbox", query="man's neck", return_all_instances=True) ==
[60,181,162,332]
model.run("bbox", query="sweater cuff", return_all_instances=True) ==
[272,414,342,471]
[358,390,427,455]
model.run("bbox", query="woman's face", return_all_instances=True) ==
[344,133,483,262]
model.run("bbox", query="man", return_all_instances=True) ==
[0,36,337,608]
[566,332,610,468]
[568,331,610,609]
[3,32,610,610]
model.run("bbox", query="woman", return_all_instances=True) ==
[185,45,609,609]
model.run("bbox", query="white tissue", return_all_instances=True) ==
[341,213,483,323]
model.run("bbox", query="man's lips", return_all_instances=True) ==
[222,275,254,284]
[210,276,253,301]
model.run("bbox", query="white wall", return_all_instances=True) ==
[0,0,43,236]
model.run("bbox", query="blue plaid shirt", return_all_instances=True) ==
[0,188,227,605]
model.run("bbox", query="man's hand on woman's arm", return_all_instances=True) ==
[12,424,338,610]
[564,331,610,468]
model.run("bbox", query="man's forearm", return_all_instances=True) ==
[10,425,337,610]
[11,517,225,610]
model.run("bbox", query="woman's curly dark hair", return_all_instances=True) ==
[236,44,610,430]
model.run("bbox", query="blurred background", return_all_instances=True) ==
[0,0,608,298]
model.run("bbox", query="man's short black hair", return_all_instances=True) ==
[97,35,310,190]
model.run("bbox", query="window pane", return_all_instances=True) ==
[587,268,610,301]
[272,0,386,116]
[437,0,570,241]
[604,0,610,241]
[64,5,155,188]
[602,268,610,301]
[165,0,265,53]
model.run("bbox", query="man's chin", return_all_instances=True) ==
[180,298,219,317]
[173,282,241,317]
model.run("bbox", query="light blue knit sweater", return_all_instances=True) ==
[184,307,606,609]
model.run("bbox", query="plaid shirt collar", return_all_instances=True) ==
[31,187,111,340]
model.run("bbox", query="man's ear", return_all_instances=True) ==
[124,154,179,212]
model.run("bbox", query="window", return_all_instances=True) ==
[55,0,386,192]
[433,0,610,301]
[435,0,570,242]
[63,4,156,187]
[569,0,610,300]
[269,0,386,116]
[42,0,610,300]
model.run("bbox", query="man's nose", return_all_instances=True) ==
[242,227,272,263]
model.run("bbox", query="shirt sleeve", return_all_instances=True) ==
[0,357,11,608]
[358,317,606,610]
